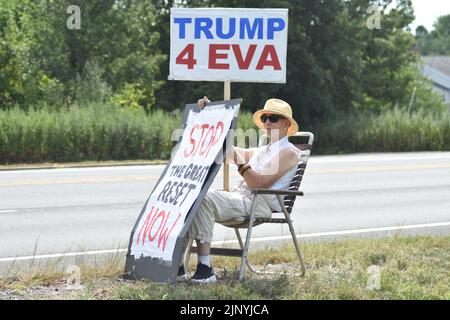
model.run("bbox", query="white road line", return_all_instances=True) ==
[0,221,449,263]
[310,153,450,163]
[0,248,128,263]
[214,221,450,245]
[2,153,450,174]
[1,165,167,174]
[0,210,18,213]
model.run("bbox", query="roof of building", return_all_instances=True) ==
[421,56,450,90]
[422,56,450,77]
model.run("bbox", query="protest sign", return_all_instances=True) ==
[125,99,240,282]
[169,8,288,83]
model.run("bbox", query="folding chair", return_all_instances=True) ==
[186,131,314,281]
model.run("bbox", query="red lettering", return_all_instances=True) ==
[158,213,182,252]
[256,45,281,70]
[136,207,182,253]
[204,121,224,158]
[232,44,257,70]
[176,44,196,69]
[213,121,224,148]
[193,124,210,156]
[147,209,167,242]
[184,124,198,158]
[206,44,282,71]
[199,125,215,157]
[183,121,225,159]
[209,44,230,69]
[184,123,215,158]
[136,206,158,245]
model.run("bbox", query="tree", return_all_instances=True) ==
[0,0,39,108]
[0,0,165,110]
[154,0,362,124]
[154,0,422,125]
[416,14,450,55]
[1,0,437,119]
[62,1,165,108]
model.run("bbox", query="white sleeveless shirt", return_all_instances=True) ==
[233,136,301,211]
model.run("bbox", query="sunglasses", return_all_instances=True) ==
[260,114,285,123]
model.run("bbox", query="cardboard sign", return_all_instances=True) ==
[131,107,234,261]
[125,99,241,282]
[169,8,288,83]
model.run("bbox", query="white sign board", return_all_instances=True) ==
[130,107,235,261]
[169,8,288,83]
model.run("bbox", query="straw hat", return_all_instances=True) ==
[253,99,299,136]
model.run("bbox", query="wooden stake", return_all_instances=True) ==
[223,81,231,191]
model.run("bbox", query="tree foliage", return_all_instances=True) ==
[0,0,164,110]
[416,14,450,55]
[154,0,430,125]
[0,0,444,125]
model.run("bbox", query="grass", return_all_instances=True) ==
[1,103,449,165]
[1,235,449,300]
[315,108,450,154]
[0,104,258,165]
[0,104,183,164]
[0,159,168,171]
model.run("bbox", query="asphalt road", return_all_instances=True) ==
[1,152,450,273]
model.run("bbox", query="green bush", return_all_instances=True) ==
[0,104,257,164]
[0,104,177,163]
[1,104,449,164]
[315,108,450,154]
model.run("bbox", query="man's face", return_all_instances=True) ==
[261,113,290,139]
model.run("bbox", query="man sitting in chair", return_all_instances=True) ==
[180,96,301,283]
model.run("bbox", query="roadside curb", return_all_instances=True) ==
[0,160,169,171]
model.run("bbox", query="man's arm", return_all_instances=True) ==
[226,146,256,165]
[240,148,299,189]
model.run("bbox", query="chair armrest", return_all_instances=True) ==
[251,188,304,196]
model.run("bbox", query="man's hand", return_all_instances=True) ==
[232,146,246,165]
[197,96,211,109]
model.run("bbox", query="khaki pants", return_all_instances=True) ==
[188,188,273,243]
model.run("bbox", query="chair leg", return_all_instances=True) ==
[238,195,258,281]
[235,228,257,273]
[286,216,306,277]
[276,195,306,277]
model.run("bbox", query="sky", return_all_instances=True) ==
[409,0,450,32]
